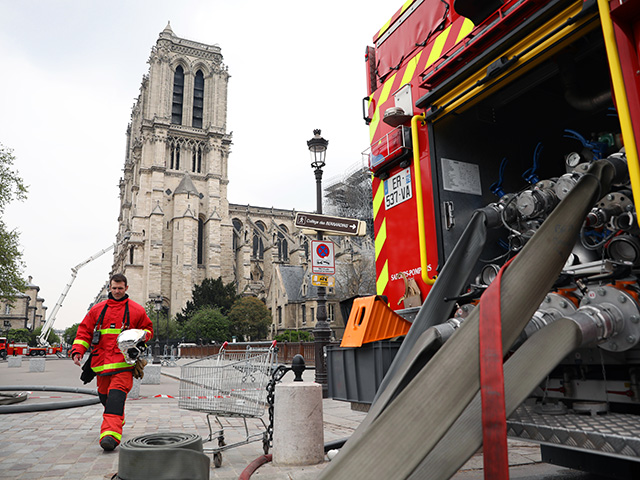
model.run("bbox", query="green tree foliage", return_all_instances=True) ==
[228,296,271,341]
[32,325,60,346]
[63,323,79,345]
[0,144,28,302]
[145,303,180,341]
[274,330,313,342]
[7,328,31,343]
[176,277,238,324]
[179,306,231,343]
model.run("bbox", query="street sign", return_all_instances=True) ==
[311,275,335,287]
[311,240,335,274]
[295,212,366,236]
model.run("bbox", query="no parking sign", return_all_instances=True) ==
[311,240,335,274]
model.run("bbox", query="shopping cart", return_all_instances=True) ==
[178,341,278,467]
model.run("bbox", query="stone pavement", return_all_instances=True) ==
[0,356,544,479]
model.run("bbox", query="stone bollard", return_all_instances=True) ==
[8,356,22,368]
[272,381,324,466]
[29,357,46,372]
[129,377,142,399]
[141,364,161,385]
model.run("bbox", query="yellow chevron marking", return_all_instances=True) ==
[456,18,475,44]
[373,182,385,219]
[377,260,390,295]
[370,73,398,142]
[426,24,452,69]
[377,0,415,39]
[375,217,387,260]
[401,50,423,87]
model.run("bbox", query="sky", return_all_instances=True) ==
[0,0,399,331]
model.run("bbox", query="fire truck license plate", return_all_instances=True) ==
[384,168,412,209]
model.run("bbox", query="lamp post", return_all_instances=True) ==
[153,295,163,362]
[307,129,331,398]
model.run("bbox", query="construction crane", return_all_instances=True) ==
[37,243,116,347]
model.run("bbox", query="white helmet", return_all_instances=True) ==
[117,329,148,364]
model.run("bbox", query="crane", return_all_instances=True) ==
[37,243,116,347]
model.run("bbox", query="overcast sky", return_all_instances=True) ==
[0,1,398,331]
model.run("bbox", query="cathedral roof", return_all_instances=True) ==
[279,265,305,301]
[174,174,200,196]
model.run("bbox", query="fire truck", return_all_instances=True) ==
[324,0,640,478]
[0,338,60,358]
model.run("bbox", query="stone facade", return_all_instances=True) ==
[0,277,47,333]
[111,25,351,338]
[112,23,232,317]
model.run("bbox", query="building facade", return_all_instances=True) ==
[0,277,47,333]
[112,25,353,338]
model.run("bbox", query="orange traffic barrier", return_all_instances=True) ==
[340,296,413,348]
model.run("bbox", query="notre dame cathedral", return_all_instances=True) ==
[110,24,372,339]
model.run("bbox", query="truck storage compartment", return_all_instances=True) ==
[428,26,619,283]
[327,340,401,405]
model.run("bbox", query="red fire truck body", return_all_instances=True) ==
[0,337,61,358]
[341,0,640,476]
[364,0,640,311]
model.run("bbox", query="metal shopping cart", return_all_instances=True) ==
[178,341,278,467]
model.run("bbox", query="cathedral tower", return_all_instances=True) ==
[113,23,233,316]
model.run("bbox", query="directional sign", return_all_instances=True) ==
[311,240,335,274]
[295,212,366,236]
[312,275,335,287]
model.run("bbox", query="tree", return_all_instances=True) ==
[7,328,31,343]
[228,296,271,341]
[179,306,231,343]
[275,330,313,342]
[63,323,80,345]
[176,277,238,324]
[335,249,377,299]
[32,326,60,346]
[145,303,180,341]
[0,144,28,302]
[324,165,374,242]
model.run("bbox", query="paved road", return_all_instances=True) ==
[0,356,612,479]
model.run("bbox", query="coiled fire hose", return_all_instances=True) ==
[320,159,620,479]
[116,432,209,480]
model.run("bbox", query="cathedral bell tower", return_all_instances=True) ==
[113,23,233,317]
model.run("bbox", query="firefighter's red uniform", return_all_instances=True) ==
[71,294,153,448]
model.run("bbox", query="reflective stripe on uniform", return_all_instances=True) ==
[73,339,90,349]
[100,430,122,441]
[93,362,132,373]
[98,328,122,335]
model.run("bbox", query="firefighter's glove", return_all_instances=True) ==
[133,358,147,379]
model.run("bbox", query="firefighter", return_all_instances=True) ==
[70,273,153,451]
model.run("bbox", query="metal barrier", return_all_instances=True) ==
[179,342,340,366]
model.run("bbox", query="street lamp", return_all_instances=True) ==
[153,295,163,362]
[307,129,331,398]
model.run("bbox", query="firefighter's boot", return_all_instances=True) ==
[100,435,118,452]
[99,388,127,450]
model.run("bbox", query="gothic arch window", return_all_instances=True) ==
[170,144,181,170]
[277,225,289,262]
[172,65,184,125]
[232,219,243,251]
[129,246,135,264]
[192,70,204,128]
[253,221,265,259]
[197,217,205,265]
[192,145,202,173]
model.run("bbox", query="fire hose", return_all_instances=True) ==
[320,159,622,479]
[115,433,209,480]
[0,385,100,413]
